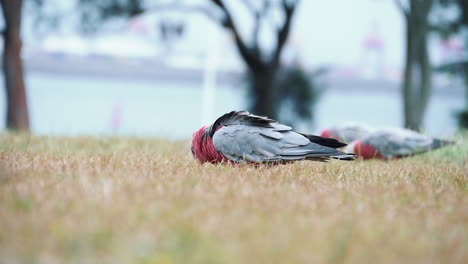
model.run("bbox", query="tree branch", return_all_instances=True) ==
[144,1,263,70]
[421,0,433,16]
[243,0,266,56]
[210,0,263,70]
[240,0,258,16]
[242,0,276,41]
[272,0,298,66]
[240,0,271,19]
[394,0,409,19]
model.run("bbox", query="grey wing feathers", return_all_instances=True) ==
[213,125,354,163]
[362,128,434,158]
[208,111,291,137]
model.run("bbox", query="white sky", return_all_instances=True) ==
[293,0,404,67]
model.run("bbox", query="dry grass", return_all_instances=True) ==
[0,133,467,264]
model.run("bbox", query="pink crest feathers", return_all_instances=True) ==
[191,126,228,164]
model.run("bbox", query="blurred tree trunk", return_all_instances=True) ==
[250,68,277,117]
[416,28,431,128]
[465,65,468,108]
[1,0,29,131]
[397,0,432,131]
[460,63,468,128]
[402,22,415,129]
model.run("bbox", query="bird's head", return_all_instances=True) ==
[191,125,229,164]
[191,125,209,163]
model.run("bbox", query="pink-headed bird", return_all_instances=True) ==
[343,127,456,160]
[191,111,354,164]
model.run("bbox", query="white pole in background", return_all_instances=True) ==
[201,24,220,126]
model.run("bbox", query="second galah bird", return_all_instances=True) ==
[191,111,354,164]
[344,128,455,159]
[320,123,374,143]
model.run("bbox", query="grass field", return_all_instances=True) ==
[0,133,467,264]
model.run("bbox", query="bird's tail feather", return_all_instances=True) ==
[330,154,355,161]
[431,138,456,150]
[300,133,347,148]
[280,151,355,162]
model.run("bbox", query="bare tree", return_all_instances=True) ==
[208,0,299,119]
[60,0,300,120]
[1,0,29,131]
[395,0,433,131]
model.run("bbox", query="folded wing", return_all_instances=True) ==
[362,128,434,158]
[213,125,354,163]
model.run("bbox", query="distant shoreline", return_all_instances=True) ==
[18,54,466,96]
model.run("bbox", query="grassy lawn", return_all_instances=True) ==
[0,133,467,264]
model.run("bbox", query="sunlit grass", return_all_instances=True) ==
[0,132,467,264]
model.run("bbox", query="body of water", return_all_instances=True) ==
[0,71,464,139]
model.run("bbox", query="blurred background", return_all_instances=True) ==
[0,0,466,139]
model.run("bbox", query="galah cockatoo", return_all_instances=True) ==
[320,123,374,144]
[191,111,355,164]
[344,127,455,159]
